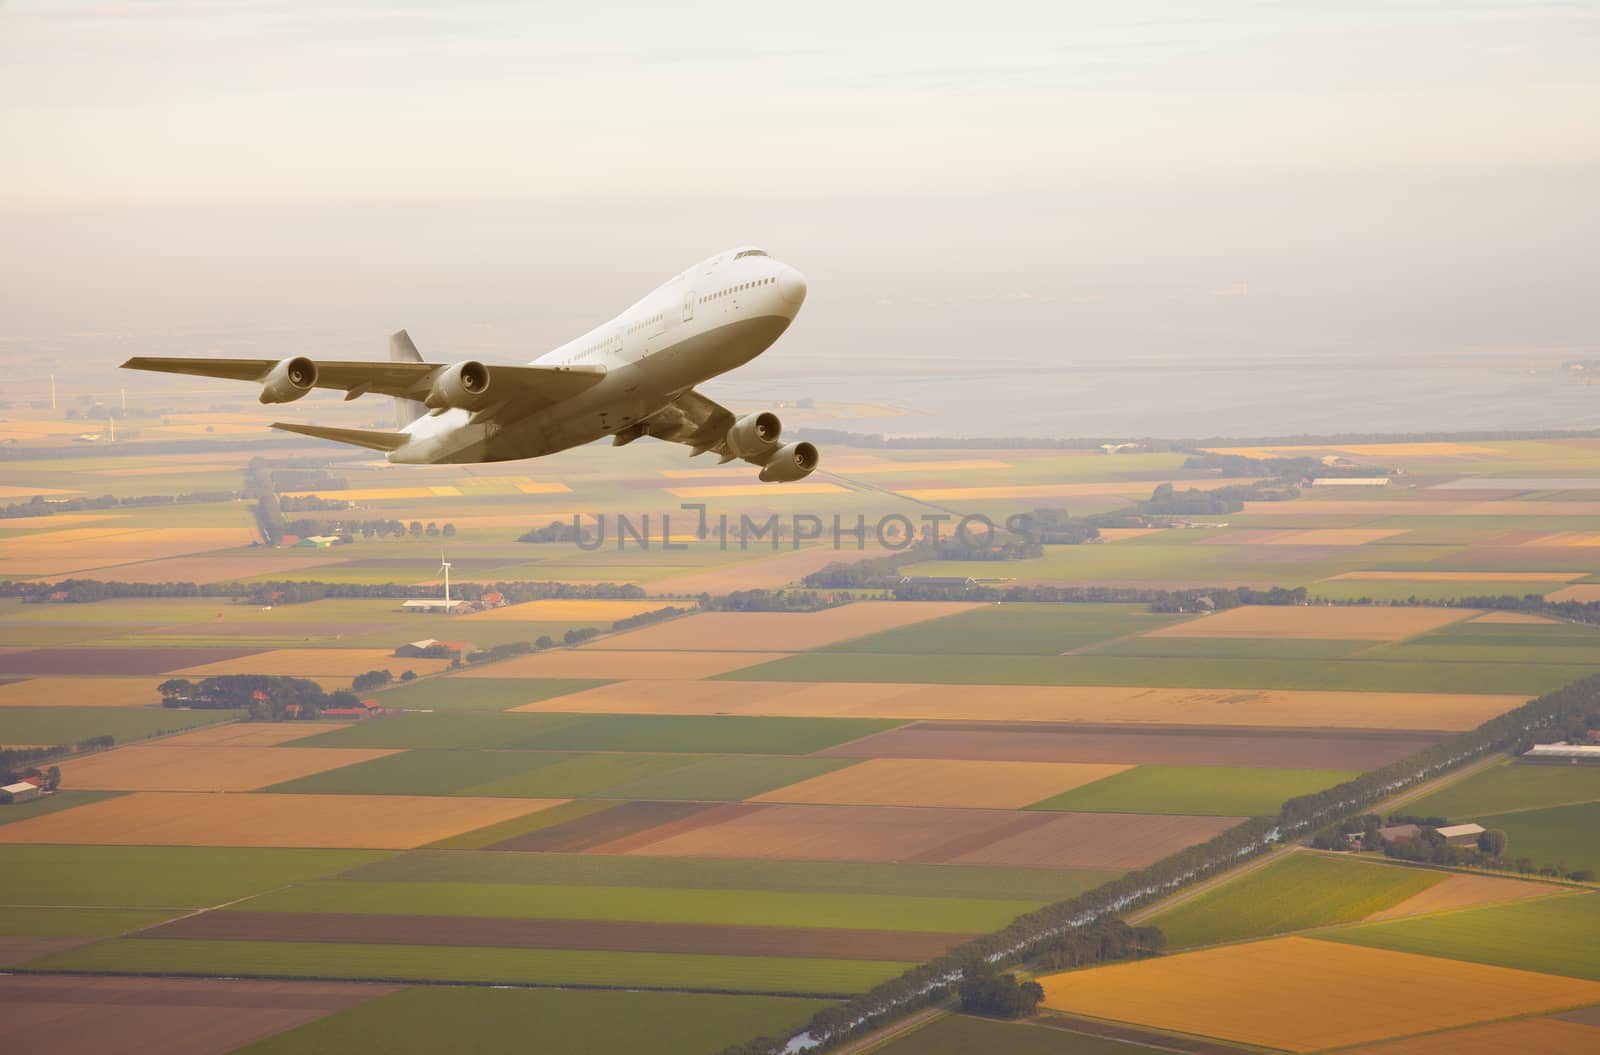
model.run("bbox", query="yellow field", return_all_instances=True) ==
[512,481,573,495]
[897,479,1258,501]
[159,722,352,746]
[56,745,399,792]
[462,599,679,623]
[0,513,125,530]
[280,487,462,500]
[1473,611,1562,625]
[664,482,850,499]
[1203,443,1503,458]
[1521,532,1600,547]
[0,792,564,849]
[585,602,981,652]
[516,680,1524,731]
[1330,571,1586,582]
[467,650,791,680]
[751,758,1131,809]
[1037,937,1600,1052]
[1146,605,1475,640]
[0,484,81,498]
[1096,528,1164,542]
[1343,1018,1600,1054]
[1365,876,1565,921]
[0,678,165,709]
[174,649,455,678]
[0,524,258,578]
[1548,585,1600,603]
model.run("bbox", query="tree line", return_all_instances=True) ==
[157,674,361,721]
[713,672,1600,1055]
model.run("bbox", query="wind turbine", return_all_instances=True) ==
[438,556,453,607]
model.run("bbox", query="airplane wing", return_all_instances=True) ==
[120,357,606,409]
[637,389,739,457]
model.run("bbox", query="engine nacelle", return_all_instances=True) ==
[259,356,318,404]
[426,361,492,410]
[758,441,819,482]
[725,411,782,461]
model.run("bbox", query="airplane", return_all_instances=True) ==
[120,247,819,481]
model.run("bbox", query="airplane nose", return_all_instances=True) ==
[777,267,807,309]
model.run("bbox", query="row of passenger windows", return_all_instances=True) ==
[700,277,775,303]
[626,312,664,335]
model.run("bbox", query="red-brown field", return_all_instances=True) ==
[0,647,263,677]
[139,911,967,961]
[469,650,791,679]
[0,975,398,1055]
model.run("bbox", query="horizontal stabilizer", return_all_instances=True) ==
[271,422,409,452]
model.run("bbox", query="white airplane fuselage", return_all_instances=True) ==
[394,248,807,463]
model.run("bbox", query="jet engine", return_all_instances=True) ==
[258,356,318,404]
[725,411,782,461]
[757,441,819,482]
[426,361,493,410]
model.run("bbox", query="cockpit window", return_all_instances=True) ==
[733,249,768,259]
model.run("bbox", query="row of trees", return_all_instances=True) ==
[282,519,458,540]
[0,578,652,605]
[714,672,1600,1055]
[0,490,239,520]
[157,675,362,721]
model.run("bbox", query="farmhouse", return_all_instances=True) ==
[1378,823,1421,844]
[1311,477,1391,487]
[1436,823,1486,846]
[400,598,467,613]
[1523,743,1600,764]
[0,781,42,805]
[900,575,977,588]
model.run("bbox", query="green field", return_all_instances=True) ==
[824,604,1188,655]
[1405,761,1600,819]
[1144,852,1444,949]
[294,712,900,754]
[872,1014,1154,1055]
[1489,802,1600,873]
[1307,581,1569,603]
[0,846,387,907]
[0,906,179,937]
[266,747,718,799]
[346,850,1117,903]
[1028,766,1360,817]
[461,752,708,797]
[233,880,1036,933]
[718,653,1588,694]
[235,986,830,1055]
[1084,637,1375,660]
[1322,891,1600,980]
[367,677,607,712]
[424,800,621,850]
[0,706,240,745]
[31,938,910,995]
[600,756,855,800]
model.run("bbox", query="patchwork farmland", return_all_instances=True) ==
[3,430,1600,1053]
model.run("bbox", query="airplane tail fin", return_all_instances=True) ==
[271,421,409,453]
[389,330,429,428]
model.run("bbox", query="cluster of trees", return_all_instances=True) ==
[1037,919,1165,970]
[518,520,592,544]
[1182,452,1396,480]
[702,589,831,612]
[1,748,64,790]
[713,672,1600,1055]
[612,605,694,632]
[157,675,361,721]
[277,495,351,513]
[282,519,457,540]
[957,966,1044,1018]
[464,641,536,665]
[351,669,394,692]
[1006,508,1098,546]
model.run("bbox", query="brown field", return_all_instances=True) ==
[822,723,1440,769]
[1365,876,1567,921]
[897,478,1258,501]
[57,745,400,792]
[0,677,167,708]
[751,758,1131,809]
[1521,532,1600,548]
[520,680,1521,731]
[585,602,981,652]
[1548,584,1600,603]
[664,482,850,499]
[645,547,887,596]
[1344,1018,1600,1055]
[1329,570,1586,582]
[0,936,92,968]
[0,792,564,849]
[141,910,965,961]
[173,648,455,678]
[1096,528,1164,542]
[0,975,398,1055]
[1146,605,1475,640]
[1038,936,1600,1053]
[83,553,341,585]
[0,512,126,530]
[0,525,260,578]
[461,599,679,623]
[594,802,1233,868]
[1472,611,1563,625]
[0,647,263,677]
[491,801,708,853]
[467,650,790,679]
[160,722,352,746]
[1215,528,1410,546]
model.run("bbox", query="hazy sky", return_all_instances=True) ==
[2,1,1597,433]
